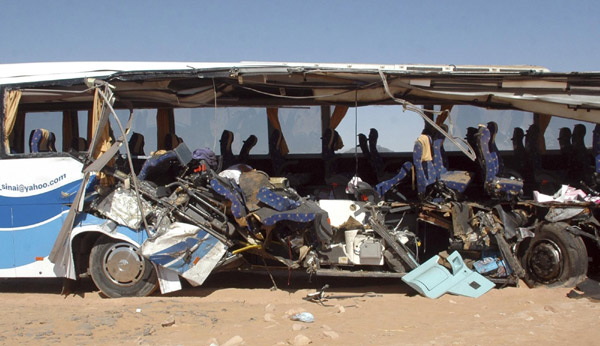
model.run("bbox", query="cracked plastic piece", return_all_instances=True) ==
[401,251,495,299]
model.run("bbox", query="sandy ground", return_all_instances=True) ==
[0,272,599,346]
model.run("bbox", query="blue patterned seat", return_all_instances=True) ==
[413,134,436,197]
[375,161,413,197]
[475,125,523,199]
[210,170,333,243]
[29,128,57,153]
[210,177,246,219]
[487,122,504,173]
[432,126,471,194]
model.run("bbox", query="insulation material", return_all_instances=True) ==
[95,188,152,230]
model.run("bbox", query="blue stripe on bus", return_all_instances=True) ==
[0,180,81,228]
[0,213,145,270]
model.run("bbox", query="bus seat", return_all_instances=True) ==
[525,124,541,169]
[368,128,386,179]
[322,128,342,179]
[413,134,436,196]
[164,132,183,150]
[358,133,371,160]
[375,161,413,197]
[475,125,523,200]
[220,130,236,169]
[593,124,600,174]
[510,127,528,177]
[71,137,88,152]
[432,125,471,194]
[210,176,246,219]
[29,128,57,153]
[238,134,257,164]
[137,150,179,184]
[571,124,592,185]
[487,121,504,173]
[128,132,145,156]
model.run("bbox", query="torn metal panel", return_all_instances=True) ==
[141,222,227,286]
[94,188,152,230]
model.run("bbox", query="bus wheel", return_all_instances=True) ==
[89,236,158,298]
[522,222,588,287]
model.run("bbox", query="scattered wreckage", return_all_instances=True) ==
[2,62,600,298]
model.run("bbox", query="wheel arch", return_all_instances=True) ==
[69,227,142,279]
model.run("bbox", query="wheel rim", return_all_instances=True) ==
[528,239,563,283]
[102,243,145,287]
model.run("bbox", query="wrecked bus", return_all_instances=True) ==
[1,61,600,298]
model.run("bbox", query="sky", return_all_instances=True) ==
[2,0,599,72]
[4,0,600,153]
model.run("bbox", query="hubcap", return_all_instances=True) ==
[528,239,563,283]
[103,243,145,286]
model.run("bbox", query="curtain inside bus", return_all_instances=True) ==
[157,108,175,151]
[328,105,347,150]
[62,110,78,152]
[90,89,114,185]
[3,89,22,152]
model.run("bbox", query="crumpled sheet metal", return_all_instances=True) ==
[141,222,227,286]
[95,188,152,230]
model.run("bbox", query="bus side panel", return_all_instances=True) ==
[0,157,84,278]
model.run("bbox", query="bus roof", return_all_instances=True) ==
[2,61,600,123]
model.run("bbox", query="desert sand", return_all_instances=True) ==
[0,271,598,346]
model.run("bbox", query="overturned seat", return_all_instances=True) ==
[29,128,57,153]
[210,169,333,245]
[475,125,523,199]
[432,125,471,194]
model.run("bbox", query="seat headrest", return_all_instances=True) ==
[573,124,587,139]
[511,127,525,141]
[129,132,145,155]
[243,135,258,147]
[220,130,234,147]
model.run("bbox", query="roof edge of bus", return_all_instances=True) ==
[0,61,552,85]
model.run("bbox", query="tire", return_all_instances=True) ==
[89,236,158,298]
[522,222,588,287]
